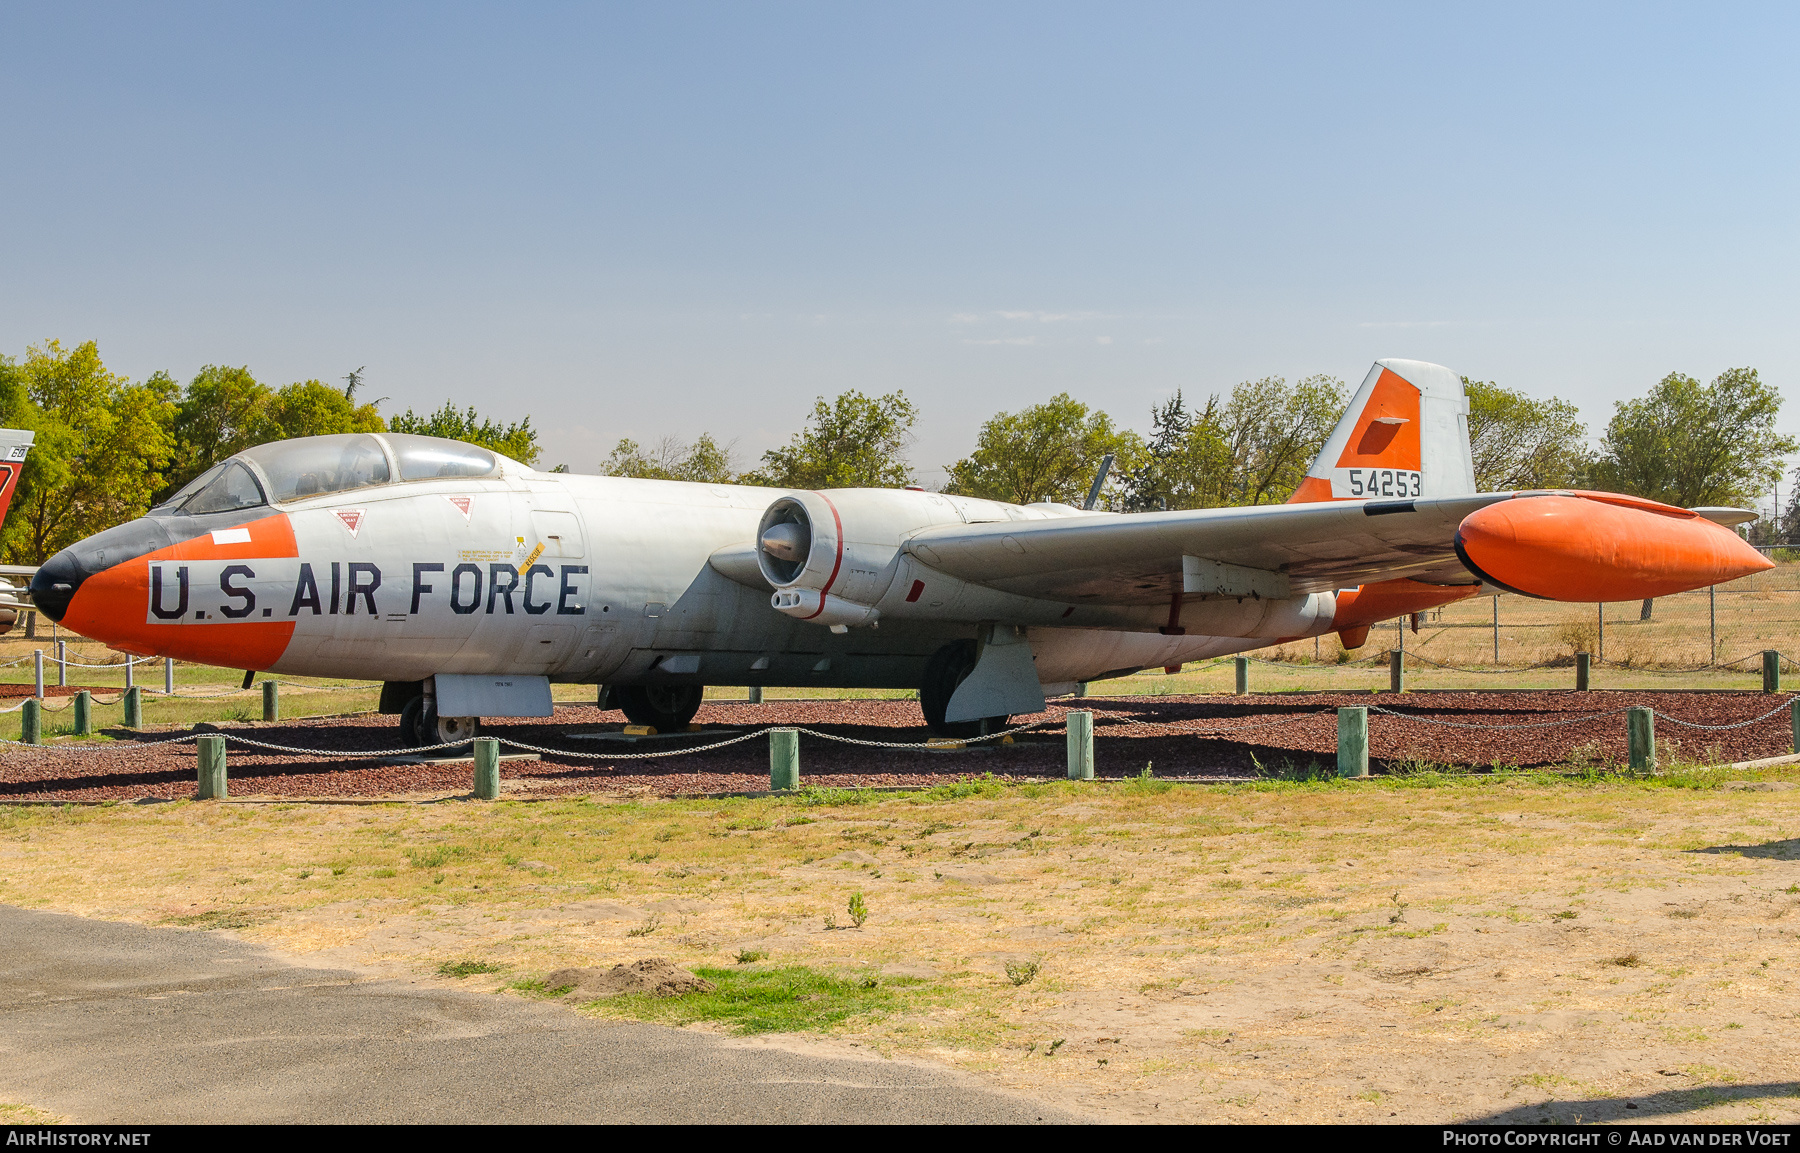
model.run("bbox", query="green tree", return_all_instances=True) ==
[749,390,918,489]
[1121,390,1229,511]
[942,393,1144,506]
[387,402,540,467]
[1123,375,1344,511]
[1462,378,1589,491]
[1219,374,1346,505]
[166,365,280,492]
[6,340,176,563]
[269,379,385,440]
[600,433,738,482]
[1589,368,1797,508]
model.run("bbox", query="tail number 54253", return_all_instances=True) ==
[1341,468,1422,498]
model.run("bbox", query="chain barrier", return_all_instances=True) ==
[0,693,128,714]
[1650,698,1797,732]
[496,729,778,761]
[216,734,485,759]
[793,717,1063,749]
[0,732,202,752]
[1090,709,1333,735]
[1244,648,1799,676]
[48,653,162,669]
[1371,704,1637,731]
[0,691,1793,760]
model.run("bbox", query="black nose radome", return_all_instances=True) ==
[30,550,85,623]
[29,516,180,623]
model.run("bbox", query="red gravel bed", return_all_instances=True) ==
[0,684,113,699]
[0,691,1792,803]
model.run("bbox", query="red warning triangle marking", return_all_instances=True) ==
[334,509,365,537]
[445,495,473,520]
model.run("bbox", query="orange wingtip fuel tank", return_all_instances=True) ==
[1454,492,1772,601]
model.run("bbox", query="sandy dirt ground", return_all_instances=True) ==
[2,765,1798,1125]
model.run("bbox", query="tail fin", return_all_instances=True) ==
[1287,359,1475,503]
[0,430,33,531]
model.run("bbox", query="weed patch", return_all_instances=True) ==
[584,965,931,1034]
[438,960,505,978]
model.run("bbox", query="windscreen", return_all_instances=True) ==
[240,434,391,503]
[385,434,498,480]
[181,461,267,515]
[153,462,228,514]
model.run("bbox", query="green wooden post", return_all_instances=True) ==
[1628,706,1656,772]
[20,698,40,746]
[262,679,279,722]
[747,685,763,704]
[472,737,500,800]
[1763,650,1781,694]
[196,734,227,799]
[1233,656,1249,696]
[1389,649,1404,694]
[73,691,91,736]
[1791,698,1800,754]
[1575,651,1591,691]
[769,728,800,791]
[122,685,142,729]
[1066,710,1095,780]
[1337,706,1369,778]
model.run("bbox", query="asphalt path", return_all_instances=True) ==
[0,906,1073,1124]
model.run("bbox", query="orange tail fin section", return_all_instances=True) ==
[1288,359,1474,504]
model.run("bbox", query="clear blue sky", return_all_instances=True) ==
[3,2,1796,489]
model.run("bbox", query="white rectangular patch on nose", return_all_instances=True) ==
[210,528,253,545]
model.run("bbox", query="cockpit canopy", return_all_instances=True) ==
[151,433,507,516]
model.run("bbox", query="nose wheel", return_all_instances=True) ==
[400,697,480,750]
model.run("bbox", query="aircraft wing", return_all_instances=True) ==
[901,493,1508,605]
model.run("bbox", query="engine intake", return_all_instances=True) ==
[756,497,820,587]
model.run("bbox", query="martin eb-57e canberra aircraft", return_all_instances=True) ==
[30,360,1771,744]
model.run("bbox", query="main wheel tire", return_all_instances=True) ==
[399,696,426,747]
[417,702,479,754]
[613,684,705,732]
[919,639,1010,738]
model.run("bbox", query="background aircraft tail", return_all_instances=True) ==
[0,430,36,633]
[0,429,34,531]
[1287,359,1476,503]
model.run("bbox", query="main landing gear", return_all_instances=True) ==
[919,639,1011,739]
[605,684,704,732]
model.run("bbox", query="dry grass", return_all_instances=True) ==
[3,769,1799,1123]
[0,1103,66,1124]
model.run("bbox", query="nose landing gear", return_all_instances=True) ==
[398,695,479,750]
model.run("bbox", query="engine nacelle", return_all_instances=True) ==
[756,489,978,606]
[755,488,1094,628]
